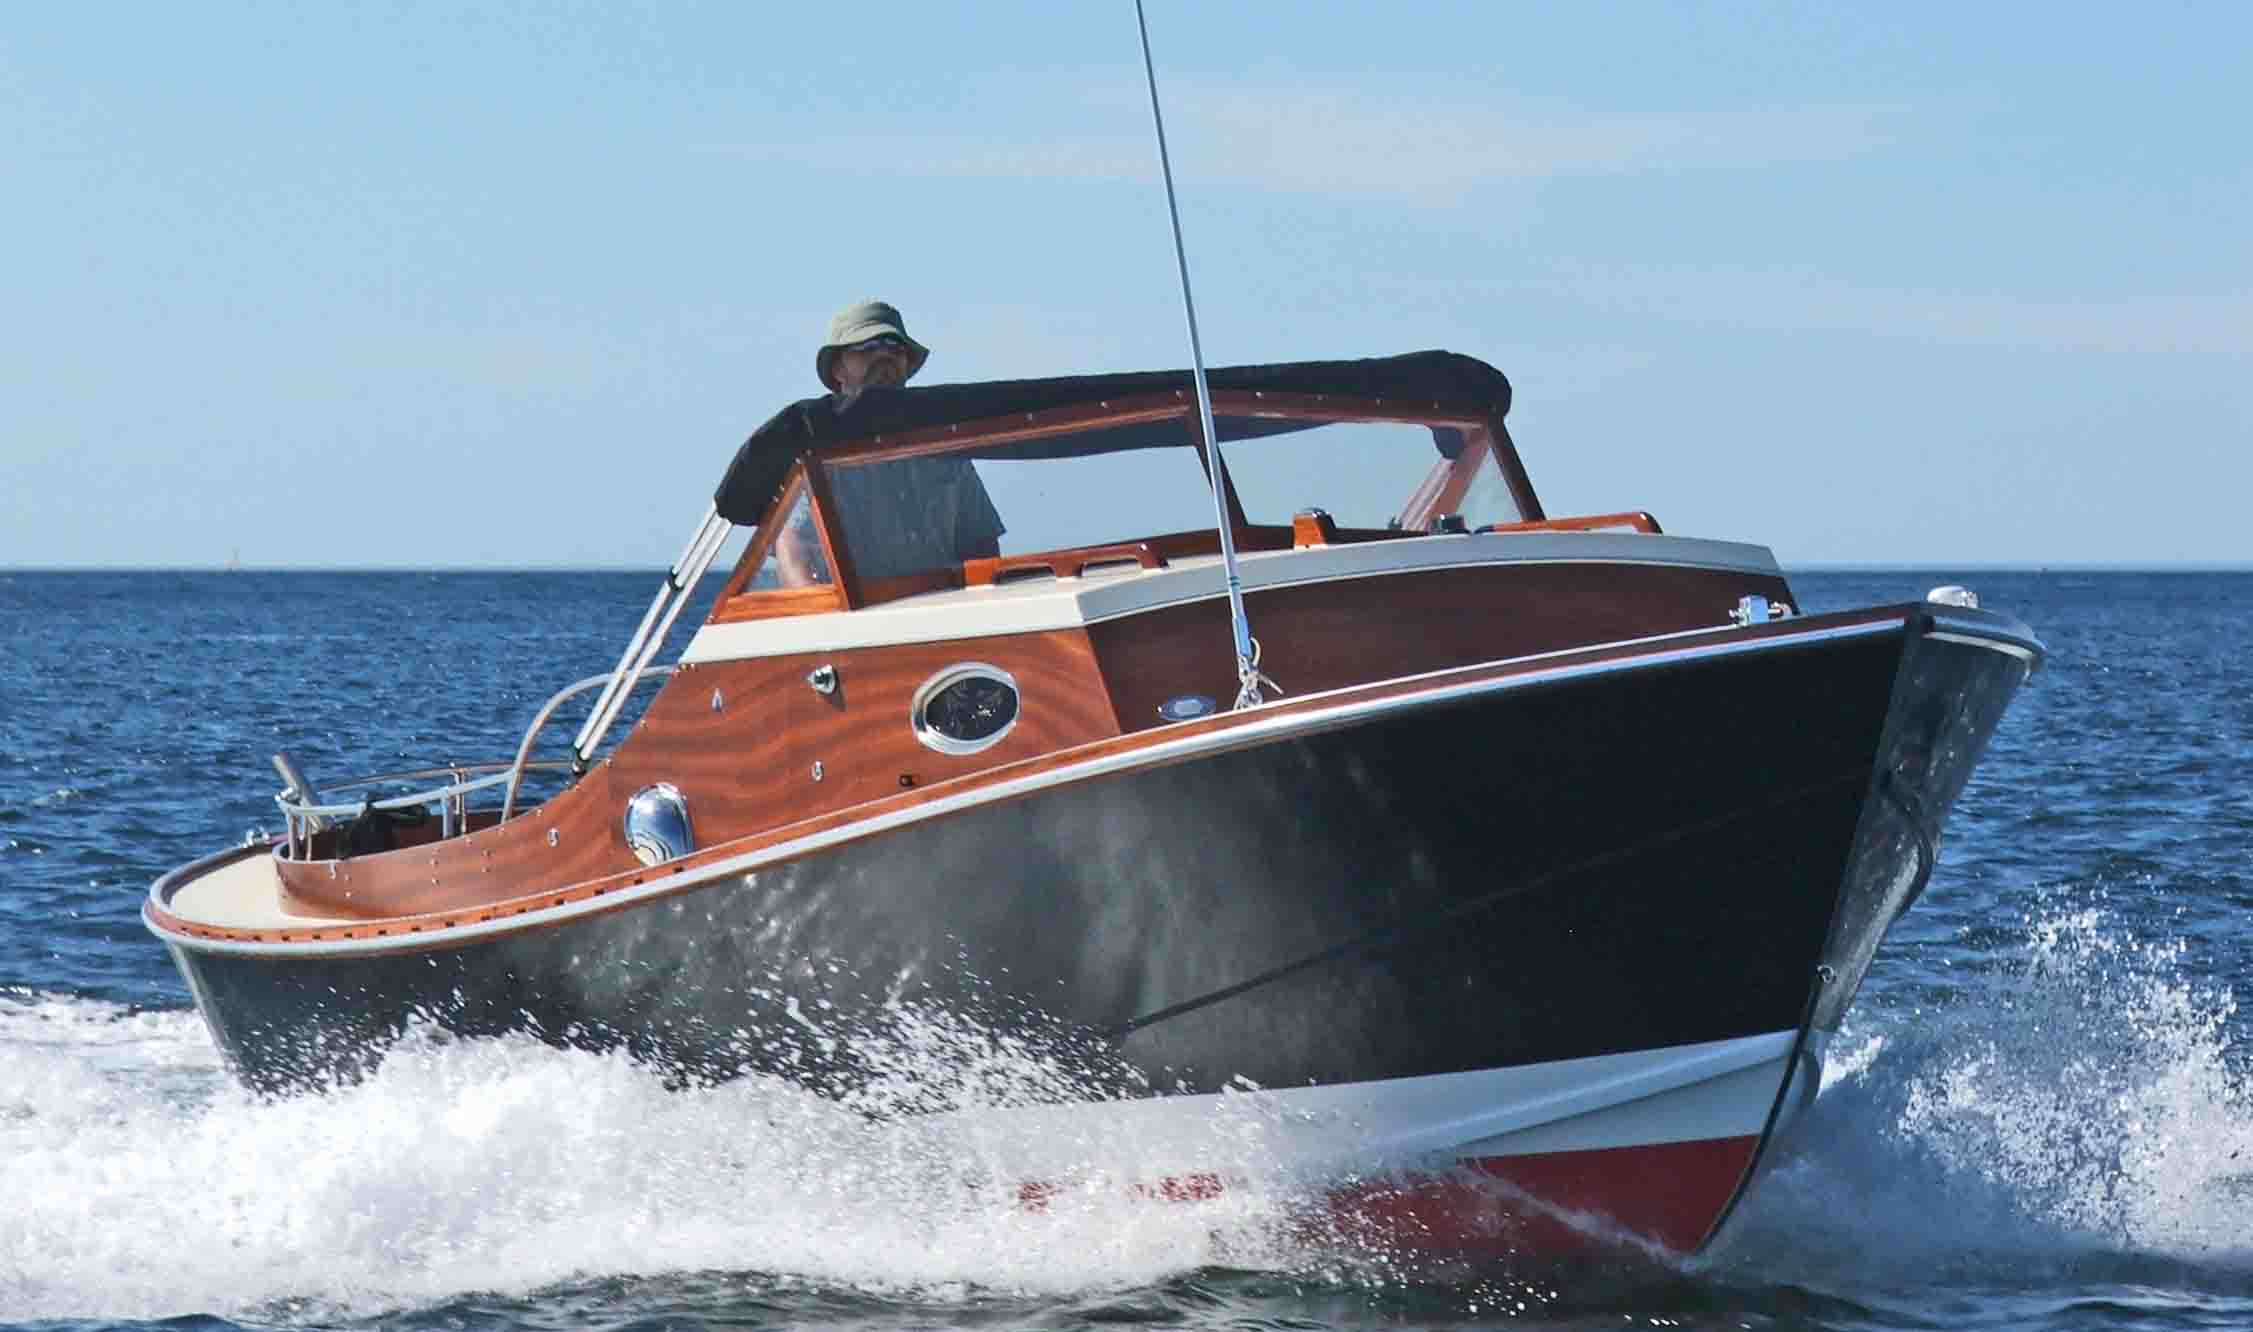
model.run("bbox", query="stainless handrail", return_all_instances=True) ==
[573,516,729,770]
[270,506,720,857]
[271,660,677,854]
[272,760,582,859]
[500,665,677,823]
[283,768,521,821]
[302,758,572,791]
[571,507,727,767]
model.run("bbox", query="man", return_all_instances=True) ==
[781,300,1004,585]
[817,298,931,400]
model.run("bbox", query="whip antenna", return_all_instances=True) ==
[1133,0,1275,709]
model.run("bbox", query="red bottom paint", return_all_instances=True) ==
[1326,1135,1762,1257]
[1018,1134,1761,1259]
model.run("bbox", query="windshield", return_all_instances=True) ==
[1214,417,1518,531]
[819,414,1212,583]
[807,401,1517,588]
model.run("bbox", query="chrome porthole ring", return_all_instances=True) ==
[910,663,1021,756]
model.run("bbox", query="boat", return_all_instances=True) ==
[144,349,2042,1258]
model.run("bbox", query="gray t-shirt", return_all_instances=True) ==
[826,455,1006,580]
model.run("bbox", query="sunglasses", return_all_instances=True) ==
[848,334,909,353]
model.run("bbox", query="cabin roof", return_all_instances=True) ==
[713,349,1510,525]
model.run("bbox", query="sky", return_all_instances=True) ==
[3,2,2247,568]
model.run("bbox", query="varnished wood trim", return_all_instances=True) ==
[800,453,867,609]
[858,568,966,604]
[1482,511,1663,536]
[1280,512,1409,549]
[717,462,804,599]
[1291,510,1340,547]
[716,486,777,603]
[708,584,846,623]
[965,541,1170,587]
[710,464,850,622]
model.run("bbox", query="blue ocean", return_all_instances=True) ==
[3,569,2248,1331]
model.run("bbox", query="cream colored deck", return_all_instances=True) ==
[169,850,354,929]
[680,531,1781,664]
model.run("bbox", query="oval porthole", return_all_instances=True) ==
[910,664,1020,755]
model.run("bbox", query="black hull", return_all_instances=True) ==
[163,612,2033,1102]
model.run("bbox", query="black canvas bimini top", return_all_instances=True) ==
[713,350,1510,525]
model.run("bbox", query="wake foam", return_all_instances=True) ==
[1715,903,2253,1282]
[0,990,1340,1323]
[15,900,2247,1320]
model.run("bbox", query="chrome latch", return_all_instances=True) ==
[1730,595,1795,626]
[806,664,838,695]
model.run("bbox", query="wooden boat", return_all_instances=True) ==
[145,350,2041,1257]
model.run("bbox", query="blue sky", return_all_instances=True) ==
[4,2,2246,568]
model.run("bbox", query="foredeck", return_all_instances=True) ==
[167,849,352,930]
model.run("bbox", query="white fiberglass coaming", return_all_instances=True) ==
[680,531,1783,664]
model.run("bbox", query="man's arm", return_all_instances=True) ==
[773,506,831,587]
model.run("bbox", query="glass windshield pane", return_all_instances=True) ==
[749,486,831,589]
[820,454,1007,580]
[823,418,1217,577]
[1218,418,1468,530]
[1454,448,1523,528]
[977,437,1217,557]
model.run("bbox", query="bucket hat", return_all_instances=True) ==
[816,299,930,392]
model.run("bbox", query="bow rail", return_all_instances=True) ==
[272,665,682,861]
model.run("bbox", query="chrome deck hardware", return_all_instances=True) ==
[1927,585,1980,609]
[623,784,693,866]
[1730,595,1795,627]
[807,664,838,695]
[1159,693,1217,722]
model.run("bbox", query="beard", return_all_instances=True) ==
[860,355,910,387]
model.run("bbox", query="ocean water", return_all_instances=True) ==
[2,568,2249,1331]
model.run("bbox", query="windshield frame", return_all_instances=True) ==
[714,388,1536,617]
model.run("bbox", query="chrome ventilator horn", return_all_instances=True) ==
[623,783,694,866]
